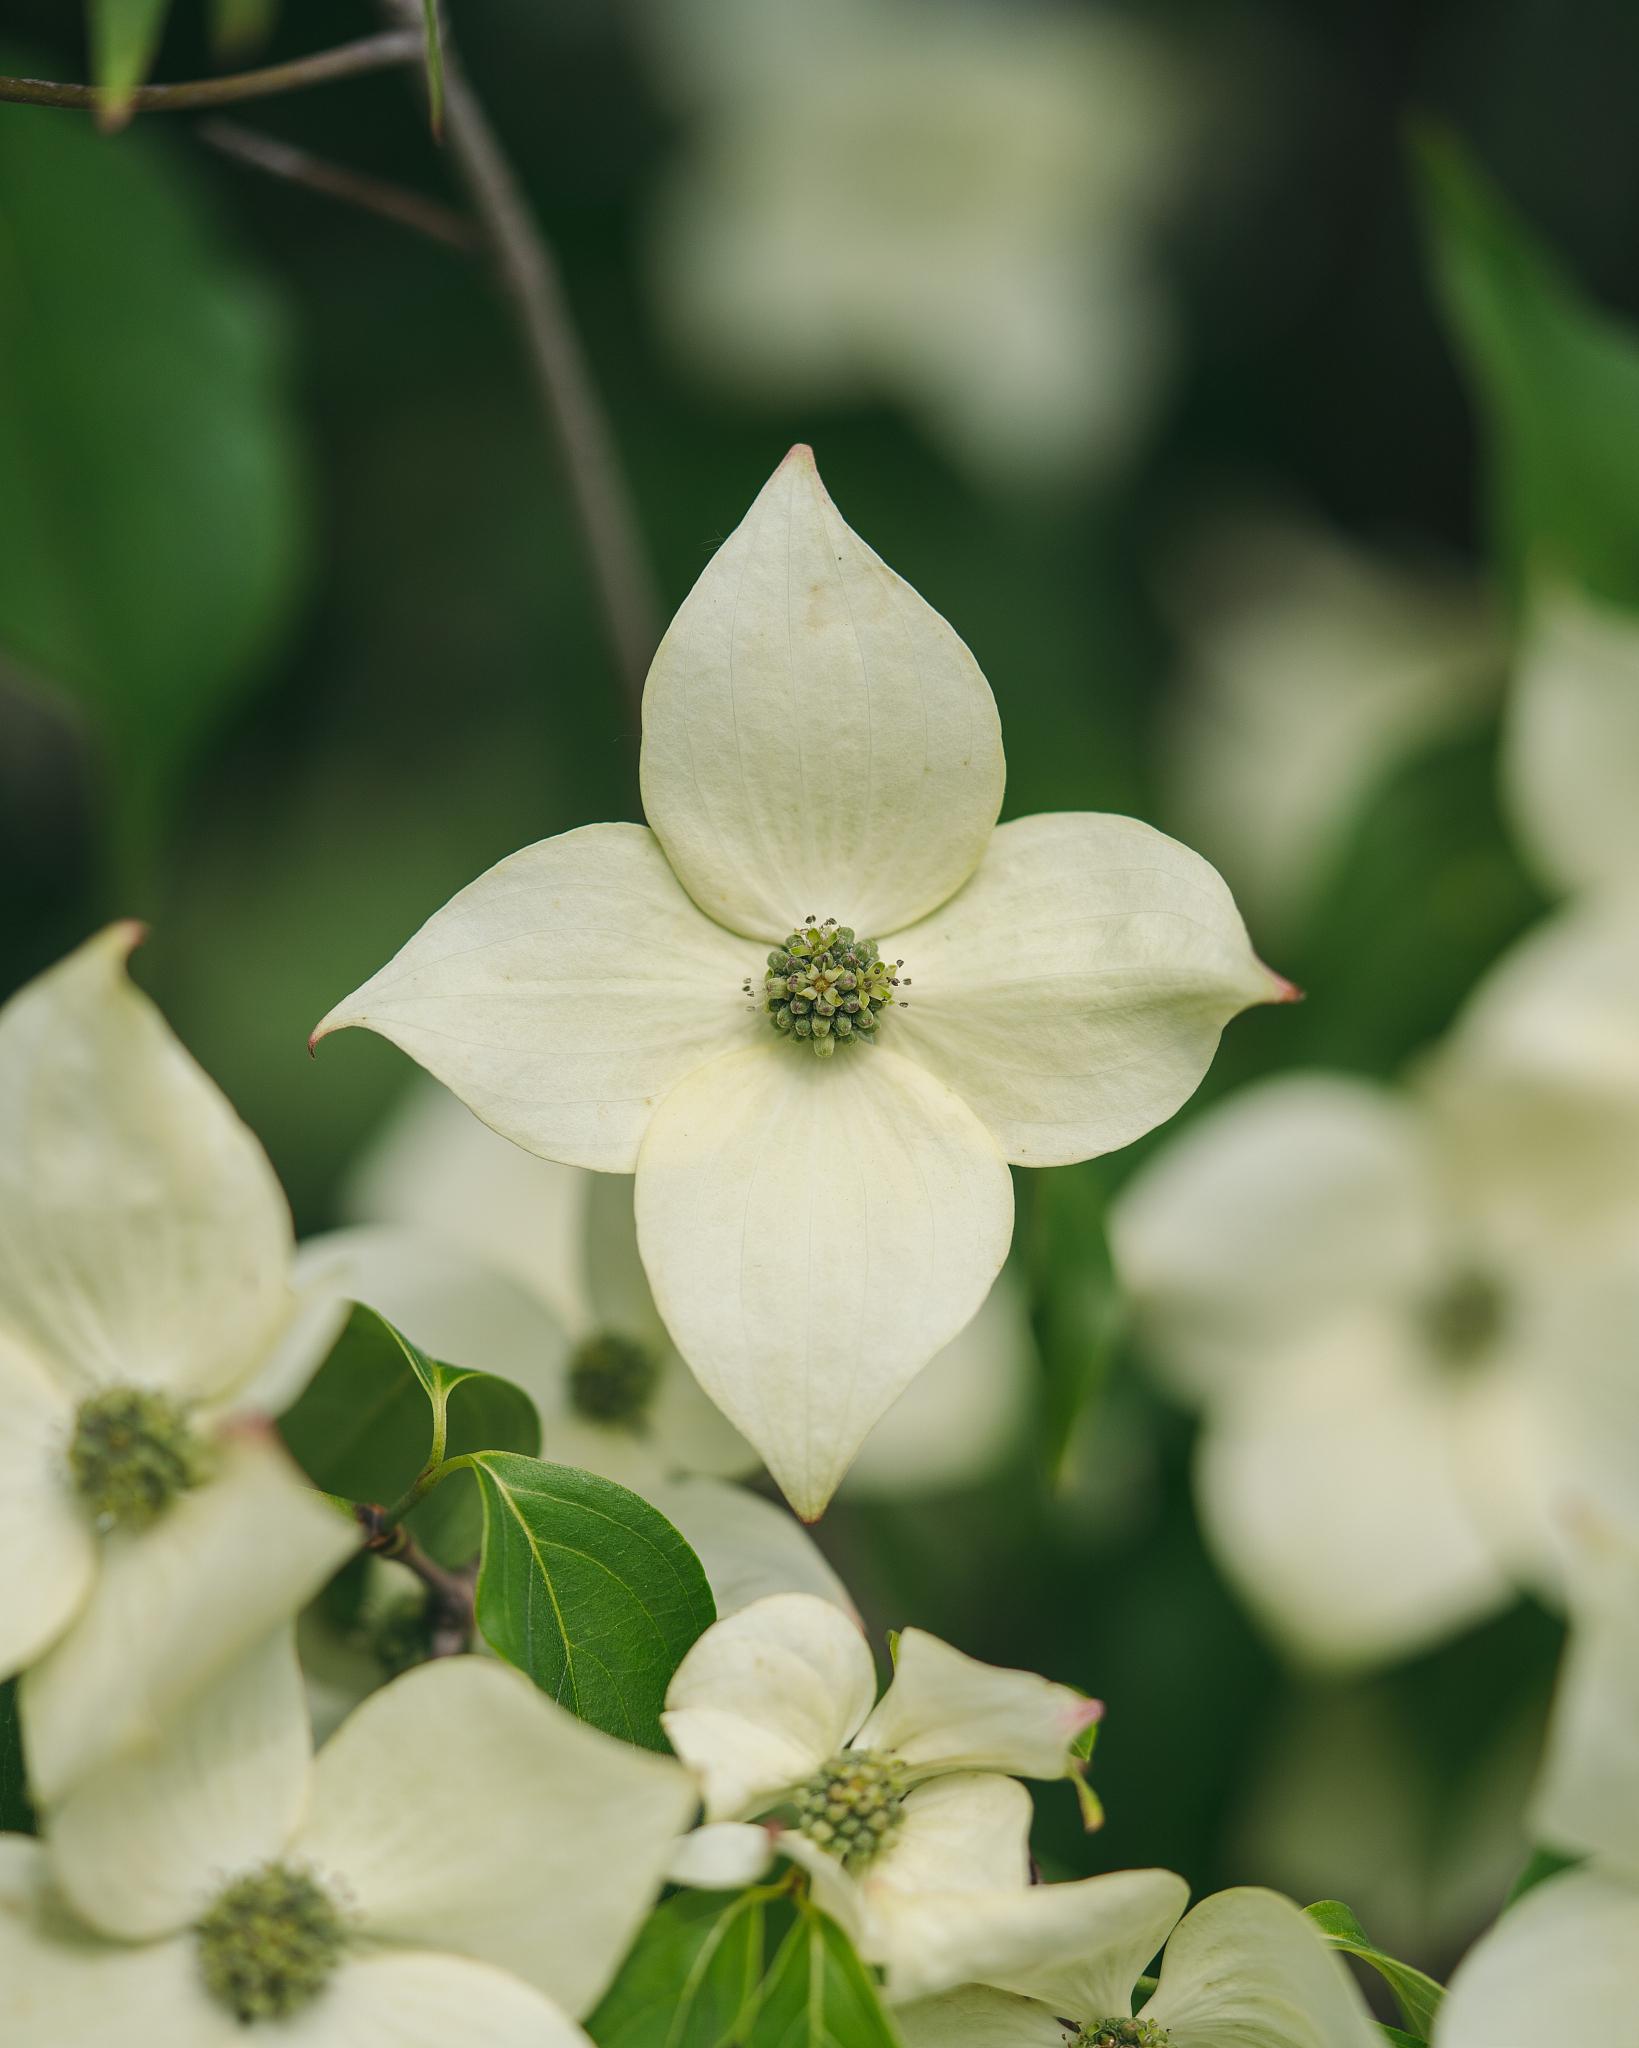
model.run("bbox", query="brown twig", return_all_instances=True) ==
[197,119,479,252]
[0,31,424,115]
[356,1503,476,1658]
[381,0,660,741]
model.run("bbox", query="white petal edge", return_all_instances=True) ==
[44,1627,310,1942]
[1503,581,1639,897]
[1436,1868,1639,2048]
[295,1657,696,2017]
[650,1478,857,1620]
[312,824,757,1174]
[857,1628,1097,1783]
[1194,1316,1511,1671]
[1108,1072,1445,1403]
[0,1334,94,1683]
[635,1042,1014,1518]
[1532,1530,1639,1878]
[21,1431,355,1805]
[0,924,293,1403]
[281,1951,593,2048]
[0,1896,232,2048]
[896,1985,1070,2048]
[667,1821,779,1891]
[639,445,1004,941]
[1143,1886,1382,2048]
[886,813,1290,1167]
[661,1593,877,1820]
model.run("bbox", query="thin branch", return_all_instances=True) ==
[0,31,423,115]
[383,0,659,738]
[356,1504,476,1659]
[197,119,478,253]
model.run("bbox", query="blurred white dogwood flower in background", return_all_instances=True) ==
[1111,892,1639,1668]
[0,1641,695,2044]
[640,0,1190,490]
[0,927,353,1806]
[316,449,1283,1516]
[1158,511,1499,942]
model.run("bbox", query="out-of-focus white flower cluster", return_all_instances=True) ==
[639,0,1192,490]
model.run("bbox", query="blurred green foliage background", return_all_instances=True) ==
[5,0,1638,1980]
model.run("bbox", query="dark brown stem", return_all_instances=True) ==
[0,31,424,114]
[197,119,479,252]
[382,0,659,742]
[356,1503,475,1658]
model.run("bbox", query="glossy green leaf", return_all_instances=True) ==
[0,103,304,898]
[586,1886,768,2048]
[87,0,172,124]
[278,1304,539,1565]
[747,1902,902,2048]
[0,1678,34,1836]
[1028,1161,1124,1484]
[469,1452,715,1751]
[1416,128,1639,609]
[1379,2030,1423,2048]
[209,0,277,61]
[1305,1900,1444,2038]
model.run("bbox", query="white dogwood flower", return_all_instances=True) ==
[1502,581,1639,897]
[0,1638,697,2045]
[1437,1526,1639,2048]
[315,450,1282,1515]
[640,0,1189,489]
[1159,512,1499,939]
[0,927,354,1804]
[892,1885,1384,2046]
[661,1591,1111,1998]
[1110,892,1639,1667]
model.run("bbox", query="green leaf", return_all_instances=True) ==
[1503,1845,1583,1909]
[86,0,172,125]
[1415,127,1639,609]
[747,1902,902,2048]
[278,1304,539,1565]
[586,1887,768,2048]
[1379,2030,1424,2047]
[469,1451,715,1752]
[420,0,446,137]
[1028,1161,1124,1484]
[0,100,305,900]
[209,0,277,62]
[0,1678,34,1836]
[1305,1901,1444,2038]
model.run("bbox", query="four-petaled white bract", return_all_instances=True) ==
[315,448,1284,1515]
[892,1885,1385,2046]
[0,1641,697,2045]
[0,927,355,1805]
[1109,890,1639,1670]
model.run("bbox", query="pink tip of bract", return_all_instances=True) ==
[113,918,150,957]
[1266,970,1305,1004]
[1067,1696,1106,1732]
[781,442,817,470]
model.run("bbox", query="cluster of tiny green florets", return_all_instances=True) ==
[196,1864,348,2022]
[1423,1267,1505,1369]
[67,1385,213,1532]
[791,1749,908,1870]
[1077,2021,1170,2048]
[567,1332,661,1425]
[746,919,906,1059]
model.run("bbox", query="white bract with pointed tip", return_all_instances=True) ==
[894,1885,1385,2047]
[316,451,1281,1515]
[1110,894,1639,1669]
[0,1642,697,2046]
[0,928,355,1805]
[661,1591,1112,1999]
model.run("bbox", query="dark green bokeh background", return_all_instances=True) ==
[5,0,1637,1975]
